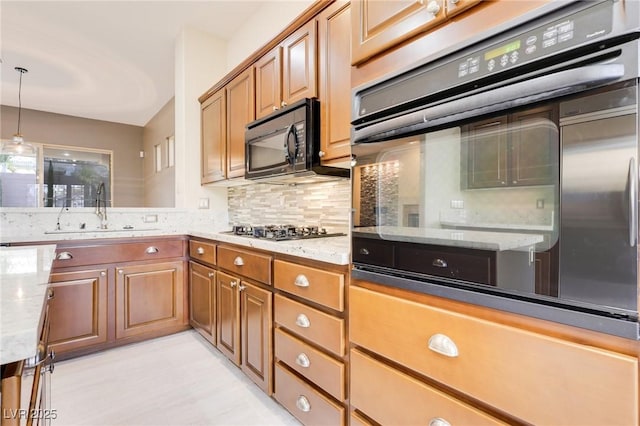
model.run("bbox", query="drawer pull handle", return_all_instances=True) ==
[56,251,73,260]
[295,314,311,328]
[197,247,205,255]
[428,333,459,358]
[295,395,311,412]
[208,272,215,278]
[429,418,451,426]
[294,274,310,288]
[145,246,159,254]
[432,258,448,268]
[233,256,244,266]
[295,353,310,368]
[359,248,370,255]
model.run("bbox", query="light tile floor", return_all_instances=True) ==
[44,330,301,426]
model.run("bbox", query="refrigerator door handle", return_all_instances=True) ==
[629,157,637,247]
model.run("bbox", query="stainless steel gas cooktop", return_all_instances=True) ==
[225,224,345,241]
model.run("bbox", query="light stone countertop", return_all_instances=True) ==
[439,220,554,232]
[354,226,543,251]
[0,244,56,365]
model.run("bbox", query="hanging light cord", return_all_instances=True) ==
[15,67,28,136]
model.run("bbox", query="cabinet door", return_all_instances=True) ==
[240,282,273,394]
[48,268,108,354]
[509,106,558,186]
[201,89,226,183]
[465,115,509,188]
[282,20,317,107]
[351,0,446,65]
[216,271,241,366]
[255,47,282,119]
[189,261,216,344]
[317,1,351,162]
[226,68,255,179]
[115,261,185,339]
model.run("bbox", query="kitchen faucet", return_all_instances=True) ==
[95,182,108,229]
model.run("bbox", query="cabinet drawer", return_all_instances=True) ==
[350,286,639,425]
[275,328,345,400]
[53,239,185,268]
[275,294,344,357]
[217,245,272,284]
[274,364,344,426]
[189,240,216,266]
[274,260,345,311]
[351,349,505,425]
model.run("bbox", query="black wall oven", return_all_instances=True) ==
[351,0,640,338]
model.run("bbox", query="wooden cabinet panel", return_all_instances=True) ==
[282,20,317,107]
[351,349,506,425]
[240,282,273,394]
[216,270,241,365]
[115,261,185,339]
[274,294,344,357]
[351,0,446,65]
[189,240,216,266]
[350,286,639,425]
[217,245,272,285]
[226,67,255,179]
[274,259,345,311]
[48,268,108,354]
[255,47,282,120]
[317,1,351,162]
[201,88,226,184]
[275,328,345,400]
[274,363,345,425]
[189,261,216,344]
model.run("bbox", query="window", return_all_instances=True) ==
[0,142,112,207]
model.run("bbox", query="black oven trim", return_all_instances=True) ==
[352,267,639,340]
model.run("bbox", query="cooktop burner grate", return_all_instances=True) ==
[225,224,345,241]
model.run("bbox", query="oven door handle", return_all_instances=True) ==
[629,157,637,247]
[353,63,625,143]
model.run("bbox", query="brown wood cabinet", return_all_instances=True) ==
[255,20,317,119]
[115,260,185,340]
[351,0,448,65]
[240,281,273,394]
[48,268,108,355]
[189,261,216,344]
[216,270,241,364]
[349,283,640,425]
[200,88,226,184]
[317,1,352,163]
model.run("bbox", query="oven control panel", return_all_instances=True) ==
[456,2,612,79]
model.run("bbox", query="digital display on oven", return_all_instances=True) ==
[484,40,522,61]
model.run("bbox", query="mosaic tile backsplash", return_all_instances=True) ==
[228,180,351,233]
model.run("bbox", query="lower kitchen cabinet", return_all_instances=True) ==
[240,281,273,393]
[216,270,241,364]
[115,261,186,340]
[349,283,639,425]
[189,261,216,344]
[48,268,108,354]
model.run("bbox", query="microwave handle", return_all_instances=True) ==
[353,63,625,143]
[285,124,298,166]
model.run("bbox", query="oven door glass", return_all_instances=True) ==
[353,104,561,299]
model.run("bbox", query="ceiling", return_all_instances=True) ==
[0,1,266,126]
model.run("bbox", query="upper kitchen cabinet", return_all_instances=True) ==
[351,0,448,65]
[317,1,352,162]
[256,20,317,119]
[201,89,226,184]
[200,68,255,184]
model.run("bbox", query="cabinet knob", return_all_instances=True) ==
[47,288,55,300]
[428,333,459,358]
[272,106,279,111]
[450,0,459,4]
[429,418,451,426]
[118,269,124,275]
[233,256,244,266]
[295,395,311,413]
[208,272,215,278]
[230,281,238,288]
[281,101,287,107]
[238,284,246,292]
[295,313,311,328]
[294,274,310,288]
[197,247,205,255]
[426,0,441,15]
[56,251,73,260]
[145,246,159,254]
[432,258,448,268]
[295,353,310,368]
[100,271,106,277]
[318,150,326,158]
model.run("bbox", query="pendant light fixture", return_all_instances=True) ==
[1,66,36,155]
